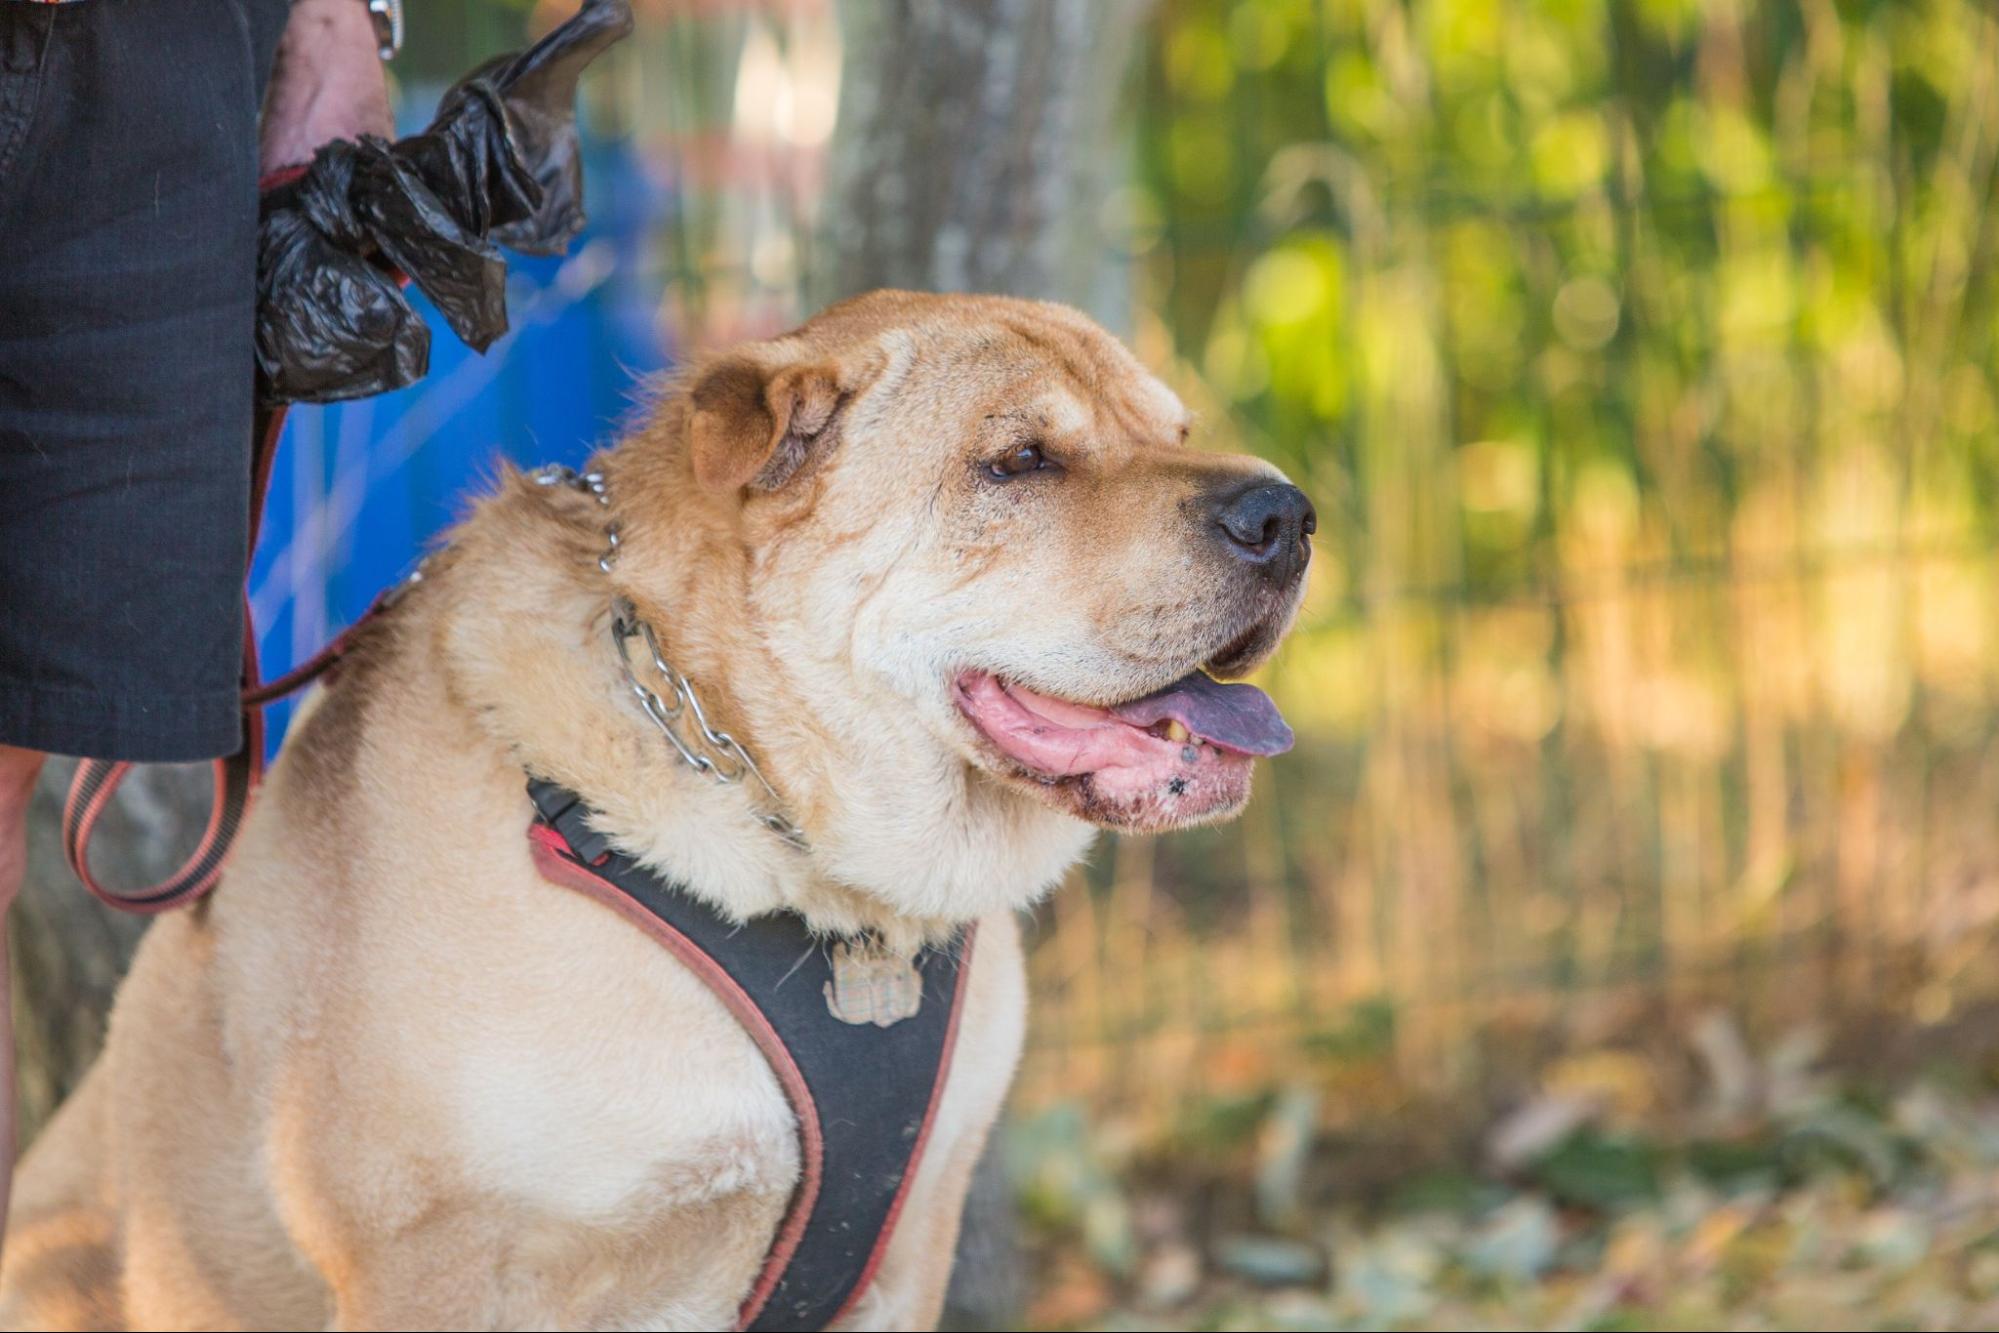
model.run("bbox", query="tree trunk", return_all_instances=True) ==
[818,3,1150,1325]
[815,0,1145,326]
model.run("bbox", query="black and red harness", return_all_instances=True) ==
[53,8,971,1302]
[526,779,975,1331]
[57,400,975,1329]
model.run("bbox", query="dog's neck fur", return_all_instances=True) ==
[438,424,1093,954]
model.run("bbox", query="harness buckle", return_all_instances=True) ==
[525,776,614,865]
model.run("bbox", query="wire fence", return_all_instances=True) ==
[343,1,1999,1141]
[1009,0,1999,1137]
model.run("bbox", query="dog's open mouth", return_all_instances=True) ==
[953,668,1293,828]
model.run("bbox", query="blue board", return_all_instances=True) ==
[245,137,672,754]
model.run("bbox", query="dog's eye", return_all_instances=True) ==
[987,443,1054,479]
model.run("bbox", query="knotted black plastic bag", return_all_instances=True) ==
[255,0,633,405]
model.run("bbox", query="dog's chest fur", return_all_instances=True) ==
[436,915,803,1222]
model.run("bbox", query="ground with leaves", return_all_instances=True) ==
[1011,1019,1999,1331]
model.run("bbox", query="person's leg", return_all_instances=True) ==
[0,0,291,1251]
[0,744,47,1240]
[0,0,267,762]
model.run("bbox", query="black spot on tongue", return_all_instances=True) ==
[1111,672,1294,757]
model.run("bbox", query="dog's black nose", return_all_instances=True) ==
[1212,482,1315,583]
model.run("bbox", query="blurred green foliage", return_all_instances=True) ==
[370,5,1999,1324]
[1134,0,1999,611]
[415,0,1999,1186]
[1017,0,1999,1132]
[396,0,543,86]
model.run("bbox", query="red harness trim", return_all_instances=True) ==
[827,934,972,1328]
[528,824,977,1329]
[529,827,823,1328]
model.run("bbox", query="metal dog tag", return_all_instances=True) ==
[823,939,923,1028]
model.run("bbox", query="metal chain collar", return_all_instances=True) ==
[533,464,808,850]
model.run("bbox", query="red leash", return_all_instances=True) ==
[59,406,285,913]
[60,400,402,913]
[60,158,412,913]
[58,0,631,914]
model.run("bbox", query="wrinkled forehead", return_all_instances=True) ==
[787,292,1193,457]
[931,318,1192,452]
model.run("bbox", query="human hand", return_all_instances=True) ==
[259,0,395,175]
[255,0,632,405]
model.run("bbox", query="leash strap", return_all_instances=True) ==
[60,404,295,913]
[60,235,415,912]
[57,156,414,914]
[525,779,975,1332]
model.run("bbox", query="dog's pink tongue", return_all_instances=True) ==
[1112,672,1294,756]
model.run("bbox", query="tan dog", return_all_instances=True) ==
[0,291,1312,1331]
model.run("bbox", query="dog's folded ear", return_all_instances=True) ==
[688,352,865,493]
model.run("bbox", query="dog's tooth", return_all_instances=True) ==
[1163,720,1191,743]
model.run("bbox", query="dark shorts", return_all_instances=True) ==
[0,0,290,762]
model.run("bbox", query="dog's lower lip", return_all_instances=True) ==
[1205,614,1275,677]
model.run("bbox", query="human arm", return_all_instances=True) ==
[259,0,395,175]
